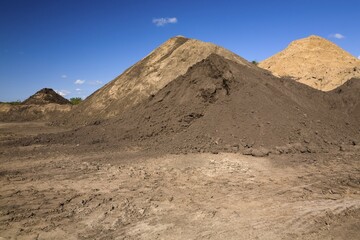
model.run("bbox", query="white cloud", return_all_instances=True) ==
[358,55,360,60]
[61,74,67,79]
[330,33,345,39]
[74,79,85,85]
[75,88,81,91]
[153,17,177,26]
[88,80,103,85]
[55,90,70,97]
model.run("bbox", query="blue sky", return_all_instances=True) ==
[1,0,359,101]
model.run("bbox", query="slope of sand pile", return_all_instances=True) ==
[61,36,256,125]
[42,54,360,154]
[0,88,72,122]
[259,35,360,91]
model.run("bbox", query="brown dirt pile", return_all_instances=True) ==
[41,54,360,154]
[61,36,255,126]
[22,88,70,105]
[0,88,72,122]
[259,35,360,91]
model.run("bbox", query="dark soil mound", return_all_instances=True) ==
[40,54,360,154]
[58,36,254,126]
[22,88,70,105]
[327,78,360,121]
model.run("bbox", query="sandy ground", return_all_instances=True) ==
[0,122,359,240]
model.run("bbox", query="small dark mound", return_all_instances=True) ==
[22,88,70,105]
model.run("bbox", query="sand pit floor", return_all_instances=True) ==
[0,122,359,240]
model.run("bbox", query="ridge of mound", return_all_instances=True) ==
[259,35,360,91]
[22,88,70,105]
[47,54,360,154]
[61,36,255,126]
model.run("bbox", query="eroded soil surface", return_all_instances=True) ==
[0,122,359,240]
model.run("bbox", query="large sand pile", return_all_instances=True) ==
[61,36,256,126]
[42,54,360,154]
[259,35,360,91]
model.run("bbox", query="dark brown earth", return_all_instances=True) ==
[326,78,360,122]
[34,54,360,155]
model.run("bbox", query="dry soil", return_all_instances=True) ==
[0,122,359,240]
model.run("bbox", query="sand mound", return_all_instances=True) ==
[44,54,360,154]
[61,36,255,126]
[22,88,70,105]
[259,35,360,91]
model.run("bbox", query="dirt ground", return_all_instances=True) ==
[0,122,359,240]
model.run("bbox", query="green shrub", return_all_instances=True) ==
[69,97,83,105]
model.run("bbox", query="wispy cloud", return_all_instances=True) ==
[55,90,70,97]
[61,75,67,79]
[330,33,345,39]
[74,79,85,85]
[358,55,360,60]
[153,17,177,26]
[75,88,82,95]
[88,80,103,85]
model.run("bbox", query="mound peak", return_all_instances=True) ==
[307,35,323,39]
[62,36,255,125]
[259,35,360,91]
[22,88,70,105]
